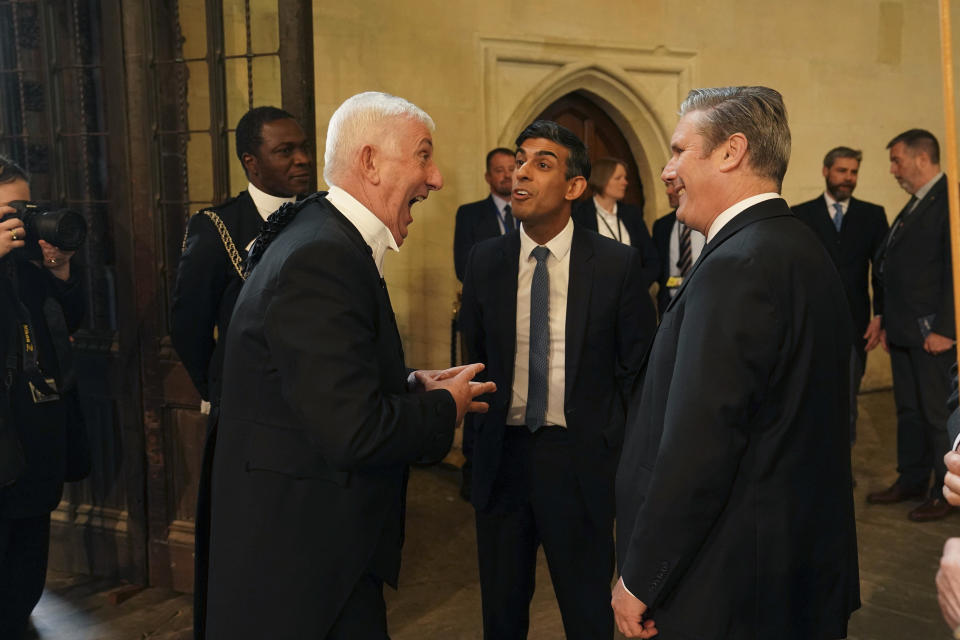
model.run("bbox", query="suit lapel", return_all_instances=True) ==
[888,176,946,249]
[564,227,594,403]
[495,232,521,399]
[663,198,792,316]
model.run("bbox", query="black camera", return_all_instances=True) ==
[3,200,87,260]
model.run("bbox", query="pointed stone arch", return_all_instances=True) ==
[499,64,672,224]
[480,38,696,223]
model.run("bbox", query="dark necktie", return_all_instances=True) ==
[833,202,844,232]
[503,204,515,233]
[677,223,692,277]
[888,195,918,247]
[525,246,550,432]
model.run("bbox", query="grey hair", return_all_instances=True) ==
[680,86,791,189]
[323,91,435,186]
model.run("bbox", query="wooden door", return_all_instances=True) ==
[536,92,646,214]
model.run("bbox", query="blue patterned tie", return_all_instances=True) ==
[525,246,550,432]
[833,202,844,232]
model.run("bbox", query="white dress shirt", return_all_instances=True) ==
[506,218,574,427]
[823,192,849,221]
[706,193,781,242]
[594,197,632,246]
[326,185,399,276]
[243,182,297,251]
[491,192,512,234]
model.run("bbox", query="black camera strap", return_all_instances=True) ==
[1,258,55,395]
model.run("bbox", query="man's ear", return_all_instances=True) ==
[822,165,830,179]
[565,175,588,201]
[241,152,258,179]
[359,144,381,185]
[718,133,748,173]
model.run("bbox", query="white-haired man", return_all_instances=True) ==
[204,92,495,640]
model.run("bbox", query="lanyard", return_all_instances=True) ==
[597,211,623,243]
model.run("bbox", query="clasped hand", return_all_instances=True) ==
[611,577,658,638]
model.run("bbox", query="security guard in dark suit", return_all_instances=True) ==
[169,105,313,638]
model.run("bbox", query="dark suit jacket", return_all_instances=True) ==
[877,175,955,347]
[0,258,85,519]
[616,198,859,639]
[792,195,888,351]
[454,195,505,282]
[170,190,263,404]
[459,224,655,526]
[205,195,457,639]
[572,199,659,286]
[651,211,677,313]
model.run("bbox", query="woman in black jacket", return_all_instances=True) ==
[572,156,659,286]
[0,156,86,639]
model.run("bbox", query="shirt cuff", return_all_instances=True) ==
[953,432,960,452]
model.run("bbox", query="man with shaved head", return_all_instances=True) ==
[204,92,495,640]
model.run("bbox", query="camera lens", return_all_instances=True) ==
[33,209,87,251]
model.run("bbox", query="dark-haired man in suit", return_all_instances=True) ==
[867,129,956,522]
[453,148,517,282]
[170,105,313,638]
[205,91,494,640]
[460,120,655,639]
[792,146,888,445]
[613,87,859,639]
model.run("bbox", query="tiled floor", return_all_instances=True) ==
[27,390,960,639]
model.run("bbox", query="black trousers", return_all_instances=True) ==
[889,344,954,496]
[193,406,219,640]
[326,573,389,640]
[0,514,51,639]
[475,426,614,640]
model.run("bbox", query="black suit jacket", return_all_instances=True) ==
[792,195,888,351]
[877,175,955,347]
[460,224,655,526]
[572,199,659,286]
[170,190,263,404]
[616,198,859,639]
[205,195,457,639]
[454,195,505,282]
[651,211,677,313]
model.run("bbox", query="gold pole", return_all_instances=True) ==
[939,0,960,357]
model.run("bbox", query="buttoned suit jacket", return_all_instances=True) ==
[454,195,504,282]
[792,195,888,352]
[651,211,678,314]
[571,199,660,287]
[171,190,263,404]
[204,195,457,640]
[459,223,655,526]
[616,198,860,639]
[876,175,955,347]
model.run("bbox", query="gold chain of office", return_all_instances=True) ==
[203,211,245,280]
[180,210,246,280]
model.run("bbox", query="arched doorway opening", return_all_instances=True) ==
[536,91,646,213]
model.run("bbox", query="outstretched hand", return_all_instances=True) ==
[414,363,496,425]
[612,577,658,638]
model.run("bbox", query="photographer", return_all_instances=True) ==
[0,156,87,639]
